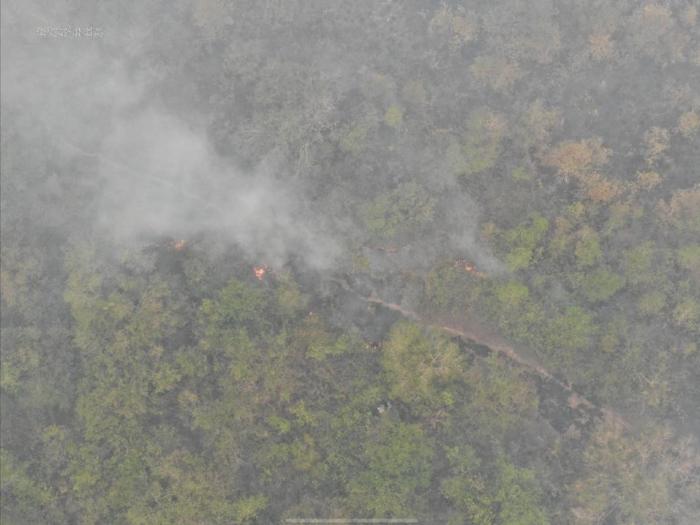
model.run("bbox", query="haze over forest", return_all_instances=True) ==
[1,1,699,523]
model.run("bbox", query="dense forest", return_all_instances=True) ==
[2,1,700,523]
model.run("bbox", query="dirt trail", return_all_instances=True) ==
[362,291,629,429]
[57,142,630,431]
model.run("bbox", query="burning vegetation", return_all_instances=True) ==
[454,259,487,278]
[171,239,187,251]
[253,265,269,281]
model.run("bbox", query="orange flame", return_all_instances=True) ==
[254,265,267,281]
[455,259,487,278]
[173,239,187,251]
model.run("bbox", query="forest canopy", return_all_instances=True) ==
[2,1,700,523]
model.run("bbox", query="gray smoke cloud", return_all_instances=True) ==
[72,107,339,268]
[2,0,504,275]
[2,0,339,269]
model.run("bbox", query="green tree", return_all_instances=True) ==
[442,447,549,525]
[678,244,700,280]
[575,267,624,303]
[361,182,436,242]
[384,105,403,128]
[382,322,462,406]
[574,227,602,268]
[459,110,508,176]
[543,306,597,353]
[347,421,434,517]
[499,213,549,271]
